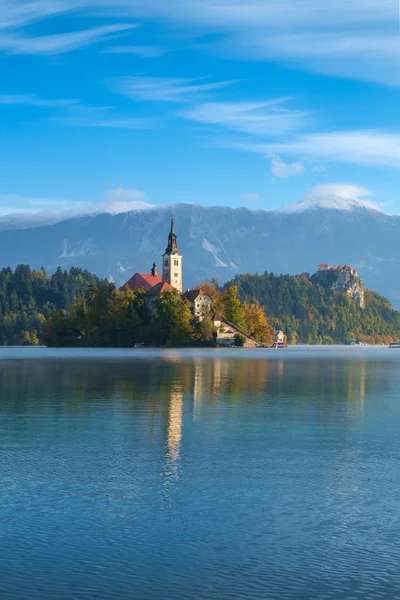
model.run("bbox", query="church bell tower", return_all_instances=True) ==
[162,218,183,292]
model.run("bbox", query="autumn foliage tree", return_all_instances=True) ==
[243,301,274,345]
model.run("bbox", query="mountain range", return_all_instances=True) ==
[1,192,399,308]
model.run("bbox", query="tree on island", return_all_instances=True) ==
[151,290,194,346]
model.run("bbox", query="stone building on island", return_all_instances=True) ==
[182,289,212,322]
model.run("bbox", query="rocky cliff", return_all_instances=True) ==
[312,270,365,308]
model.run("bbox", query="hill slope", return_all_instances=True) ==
[227,271,400,344]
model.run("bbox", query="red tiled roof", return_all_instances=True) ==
[121,272,162,292]
[146,281,175,296]
[318,263,330,268]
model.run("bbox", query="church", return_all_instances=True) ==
[122,219,212,320]
[122,219,261,346]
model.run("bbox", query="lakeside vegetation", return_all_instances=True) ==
[1,265,399,346]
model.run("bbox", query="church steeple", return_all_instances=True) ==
[151,263,159,277]
[162,218,183,292]
[165,218,179,255]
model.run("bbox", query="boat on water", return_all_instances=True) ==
[271,341,288,349]
[390,342,400,349]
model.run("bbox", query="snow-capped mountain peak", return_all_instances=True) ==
[279,184,382,214]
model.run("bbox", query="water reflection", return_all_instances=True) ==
[1,349,400,600]
[0,353,389,420]
[166,384,183,469]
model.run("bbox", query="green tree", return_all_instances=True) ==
[152,290,194,346]
[220,286,246,329]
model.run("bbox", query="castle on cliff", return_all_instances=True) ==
[318,263,358,277]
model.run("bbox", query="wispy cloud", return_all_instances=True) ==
[238,32,400,87]
[115,76,236,103]
[0,188,154,222]
[180,98,309,136]
[235,130,400,170]
[0,91,155,130]
[0,23,135,55]
[102,45,166,57]
[0,2,71,30]
[58,116,155,129]
[270,156,306,178]
[0,193,87,217]
[0,93,79,108]
[1,2,397,83]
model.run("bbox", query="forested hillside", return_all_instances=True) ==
[227,272,400,345]
[0,265,102,345]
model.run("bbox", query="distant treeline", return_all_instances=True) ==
[0,265,102,345]
[225,272,400,345]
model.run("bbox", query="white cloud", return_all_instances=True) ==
[0,188,155,226]
[240,32,400,88]
[312,165,327,173]
[1,2,398,84]
[0,2,69,30]
[280,183,382,213]
[0,194,88,217]
[180,98,309,136]
[0,24,135,55]
[2,0,394,85]
[270,156,306,179]
[114,76,236,103]
[235,130,400,170]
[304,184,373,202]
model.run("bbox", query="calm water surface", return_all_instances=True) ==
[1,347,400,600]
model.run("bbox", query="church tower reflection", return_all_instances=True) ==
[165,383,184,482]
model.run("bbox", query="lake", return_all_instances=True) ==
[1,346,400,600]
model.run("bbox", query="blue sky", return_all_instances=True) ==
[0,0,400,215]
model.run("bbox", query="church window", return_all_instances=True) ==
[174,260,179,266]
[174,273,178,278]
[164,260,168,267]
